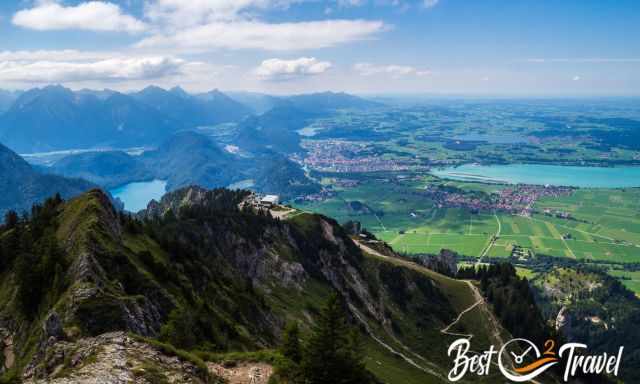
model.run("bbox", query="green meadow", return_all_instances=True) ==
[296,177,640,263]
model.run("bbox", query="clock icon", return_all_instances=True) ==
[498,338,559,382]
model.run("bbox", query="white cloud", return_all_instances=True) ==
[0,56,184,83]
[144,0,304,28]
[12,1,147,33]
[135,0,386,52]
[255,57,332,80]
[354,63,430,77]
[573,75,581,81]
[136,19,386,52]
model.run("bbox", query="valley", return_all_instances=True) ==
[1,1,638,382]
[3,88,638,296]
[0,86,638,383]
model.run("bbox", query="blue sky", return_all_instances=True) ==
[0,0,639,95]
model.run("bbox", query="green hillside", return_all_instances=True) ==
[0,187,515,383]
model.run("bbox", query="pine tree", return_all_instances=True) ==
[15,251,42,317]
[301,293,371,384]
[281,321,302,363]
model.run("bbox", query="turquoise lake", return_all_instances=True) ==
[110,179,167,212]
[431,164,640,188]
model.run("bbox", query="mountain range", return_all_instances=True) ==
[0,85,179,153]
[0,86,381,154]
[0,142,96,216]
[0,90,21,114]
[226,91,382,115]
[130,86,252,128]
[0,85,379,211]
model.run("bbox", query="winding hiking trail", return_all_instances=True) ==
[353,241,508,366]
[354,238,551,383]
[353,240,391,259]
[355,240,511,348]
[440,281,483,339]
[348,304,447,381]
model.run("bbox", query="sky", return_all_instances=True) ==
[0,0,639,95]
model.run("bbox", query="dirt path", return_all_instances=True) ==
[478,211,501,262]
[208,362,273,384]
[3,336,14,370]
[355,240,503,346]
[269,207,297,220]
[353,240,390,259]
[466,282,507,350]
[355,239,549,383]
[440,289,482,339]
[348,304,447,382]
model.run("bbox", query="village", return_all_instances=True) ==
[297,140,428,173]
[423,183,574,216]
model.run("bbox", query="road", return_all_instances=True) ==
[477,211,501,264]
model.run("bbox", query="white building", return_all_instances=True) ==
[260,195,280,207]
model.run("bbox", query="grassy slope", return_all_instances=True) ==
[0,192,528,383]
[356,250,510,383]
[287,213,510,383]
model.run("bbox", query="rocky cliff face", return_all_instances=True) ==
[0,187,481,383]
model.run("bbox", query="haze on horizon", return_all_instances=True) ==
[1,0,639,96]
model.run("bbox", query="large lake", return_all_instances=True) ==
[431,164,640,188]
[110,179,167,212]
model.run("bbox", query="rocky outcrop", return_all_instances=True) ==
[143,185,210,219]
[55,190,174,338]
[23,332,216,383]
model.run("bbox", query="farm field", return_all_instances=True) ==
[296,177,640,263]
[534,189,640,262]
[608,270,640,295]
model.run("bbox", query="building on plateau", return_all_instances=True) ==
[260,195,280,207]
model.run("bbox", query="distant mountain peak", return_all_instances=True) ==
[285,90,383,112]
[41,84,71,92]
[169,86,190,98]
[104,91,132,103]
[138,85,168,94]
[196,89,228,100]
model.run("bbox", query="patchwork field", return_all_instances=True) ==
[608,270,640,295]
[534,189,640,262]
[296,177,640,263]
